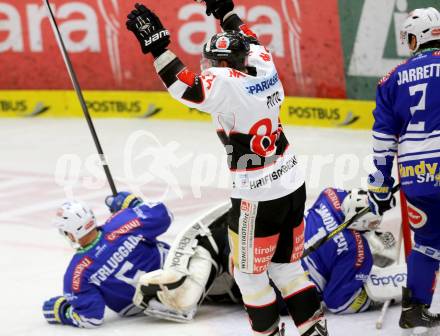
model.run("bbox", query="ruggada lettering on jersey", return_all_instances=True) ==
[89,235,144,286]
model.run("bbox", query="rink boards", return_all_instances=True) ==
[0,90,375,130]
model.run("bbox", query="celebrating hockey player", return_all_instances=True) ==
[367,7,440,333]
[42,192,236,328]
[302,188,405,315]
[126,1,326,335]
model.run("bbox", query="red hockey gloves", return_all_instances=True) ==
[126,3,170,57]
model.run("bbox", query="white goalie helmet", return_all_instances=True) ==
[55,201,97,247]
[401,7,440,53]
[342,188,382,231]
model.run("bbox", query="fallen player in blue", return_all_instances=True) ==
[43,188,405,329]
[42,192,236,327]
[301,188,406,315]
[135,188,406,323]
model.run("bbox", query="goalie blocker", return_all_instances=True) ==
[133,203,240,322]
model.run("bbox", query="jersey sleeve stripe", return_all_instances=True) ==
[302,257,326,293]
[399,130,440,143]
[373,149,398,154]
[398,148,440,161]
[398,137,440,158]
[373,139,397,152]
[327,288,371,314]
[373,135,397,142]
[372,131,397,140]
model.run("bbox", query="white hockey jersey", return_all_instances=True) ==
[153,32,304,201]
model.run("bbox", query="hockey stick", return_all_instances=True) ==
[375,182,409,330]
[375,299,391,329]
[375,233,402,329]
[302,184,401,259]
[43,0,117,196]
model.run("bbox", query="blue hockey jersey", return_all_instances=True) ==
[373,50,440,197]
[301,188,373,314]
[62,202,171,327]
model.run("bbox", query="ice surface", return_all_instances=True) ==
[0,119,437,336]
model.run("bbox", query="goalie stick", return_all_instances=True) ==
[376,174,410,330]
[43,0,117,196]
[302,184,401,259]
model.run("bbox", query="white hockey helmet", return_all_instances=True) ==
[401,7,440,53]
[342,188,382,231]
[55,201,97,247]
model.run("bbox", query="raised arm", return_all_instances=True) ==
[201,0,259,44]
[125,3,229,113]
[106,192,172,241]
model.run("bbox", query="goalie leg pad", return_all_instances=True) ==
[365,264,407,302]
[135,245,215,313]
[364,231,398,267]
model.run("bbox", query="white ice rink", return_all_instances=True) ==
[0,119,438,336]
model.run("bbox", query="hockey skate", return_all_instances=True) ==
[399,287,440,336]
[302,319,328,336]
[301,308,328,336]
[269,323,285,336]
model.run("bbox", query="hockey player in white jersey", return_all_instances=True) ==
[367,7,440,334]
[125,1,327,335]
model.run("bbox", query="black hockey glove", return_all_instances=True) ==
[126,3,170,57]
[197,0,234,21]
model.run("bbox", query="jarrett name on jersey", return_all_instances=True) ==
[373,50,440,197]
[62,203,171,327]
[302,188,373,314]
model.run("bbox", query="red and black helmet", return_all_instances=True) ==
[202,31,250,71]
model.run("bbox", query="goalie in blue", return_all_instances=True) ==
[301,188,404,315]
[42,192,236,328]
[367,7,440,333]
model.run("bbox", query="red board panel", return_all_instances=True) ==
[0,0,346,98]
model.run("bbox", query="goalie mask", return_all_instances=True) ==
[342,188,382,231]
[55,201,97,248]
[401,7,440,53]
[201,31,250,71]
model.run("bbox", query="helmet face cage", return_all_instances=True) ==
[342,189,383,231]
[200,56,220,72]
